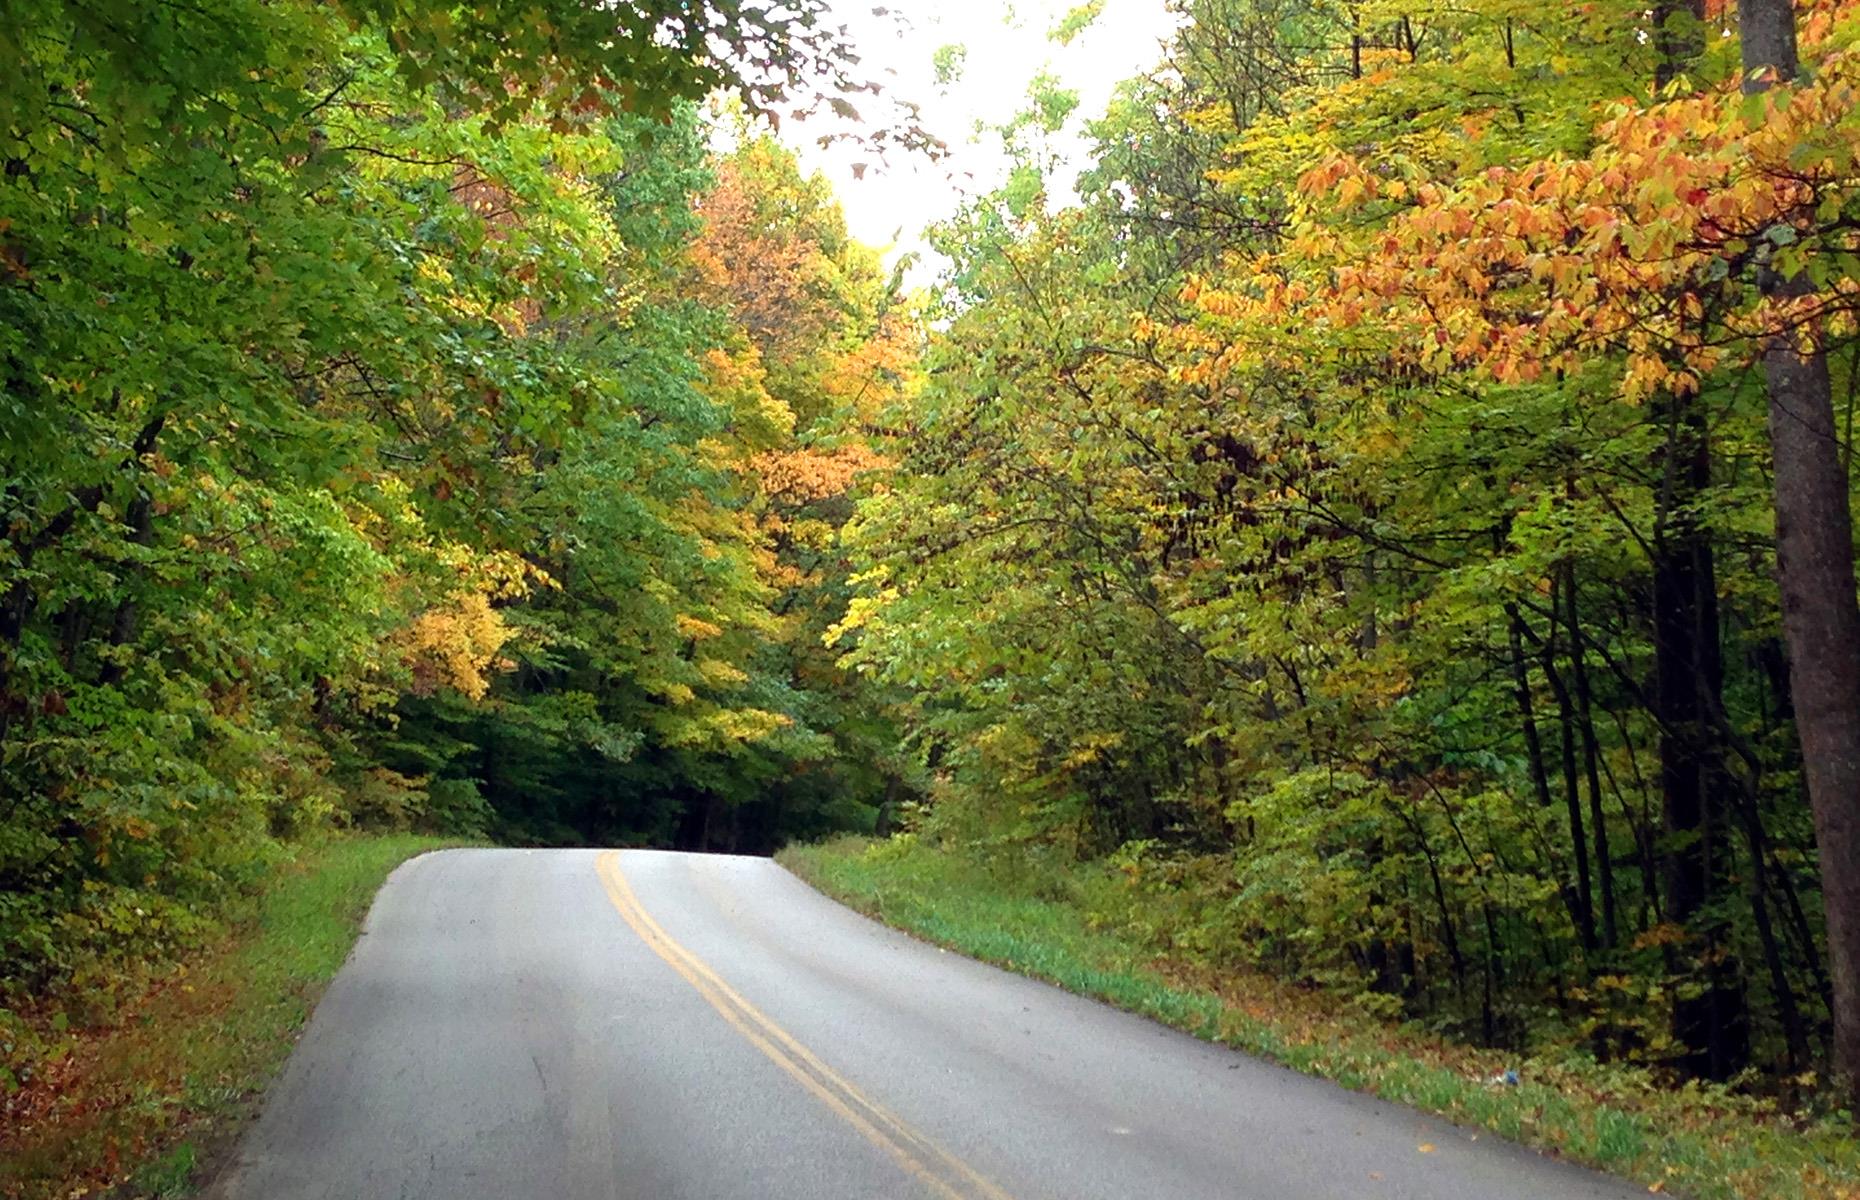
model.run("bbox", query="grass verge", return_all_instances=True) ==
[0,834,465,1200]
[779,834,1860,1200]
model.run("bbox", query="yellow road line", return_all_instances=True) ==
[594,851,1014,1200]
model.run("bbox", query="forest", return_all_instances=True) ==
[8,0,1860,1152]
[832,0,1860,1113]
[0,0,919,1017]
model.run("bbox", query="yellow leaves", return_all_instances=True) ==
[817,312,923,424]
[662,698,794,746]
[784,516,837,551]
[676,613,725,640]
[430,543,545,599]
[765,560,812,590]
[479,548,550,599]
[699,345,794,451]
[398,590,514,701]
[391,530,546,703]
[1633,922,1690,950]
[1621,355,1710,404]
[1181,103,1235,135]
[695,436,738,472]
[413,255,455,288]
[696,658,749,687]
[709,706,791,742]
[1193,50,1860,404]
[1296,157,1351,198]
[1188,283,1247,320]
[1059,730,1126,770]
[825,588,897,647]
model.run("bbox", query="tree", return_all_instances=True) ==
[1739,0,1860,1099]
[0,0,906,1009]
[834,0,1860,1095]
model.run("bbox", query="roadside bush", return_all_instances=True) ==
[422,778,494,839]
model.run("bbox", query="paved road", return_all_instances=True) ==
[207,848,1644,1200]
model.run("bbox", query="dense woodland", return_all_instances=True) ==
[9,0,1860,1120]
[0,0,914,1029]
[842,0,1860,1103]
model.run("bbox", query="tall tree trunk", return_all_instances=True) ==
[1564,565,1618,950]
[1652,382,1749,1080]
[1506,605,1556,812]
[96,490,154,688]
[1541,599,1598,954]
[1510,604,1600,944]
[1732,778,1813,1071]
[1645,2,1750,1079]
[1741,0,1860,1096]
[874,775,901,837]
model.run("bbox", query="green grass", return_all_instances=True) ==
[780,834,1860,1200]
[0,833,467,1200]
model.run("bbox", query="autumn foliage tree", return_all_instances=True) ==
[0,0,910,1056]
[836,0,1860,1109]
[17,0,1860,1143]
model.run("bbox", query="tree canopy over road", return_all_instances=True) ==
[11,0,1860,1145]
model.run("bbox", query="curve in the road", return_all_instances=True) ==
[594,850,1010,1200]
[205,848,1650,1200]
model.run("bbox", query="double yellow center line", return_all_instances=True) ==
[593,851,1014,1200]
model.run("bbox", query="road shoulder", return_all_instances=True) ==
[779,834,1859,1200]
[0,835,465,1200]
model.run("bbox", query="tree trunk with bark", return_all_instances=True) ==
[1741,0,1860,1099]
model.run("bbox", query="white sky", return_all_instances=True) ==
[780,0,1178,281]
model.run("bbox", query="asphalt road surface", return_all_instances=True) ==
[206,848,1646,1199]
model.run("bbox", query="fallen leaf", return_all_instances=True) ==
[1418,1143,1436,1154]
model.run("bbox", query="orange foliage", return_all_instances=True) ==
[1180,38,1860,398]
[693,155,841,368]
[751,444,888,505]
[817,309,920,423]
